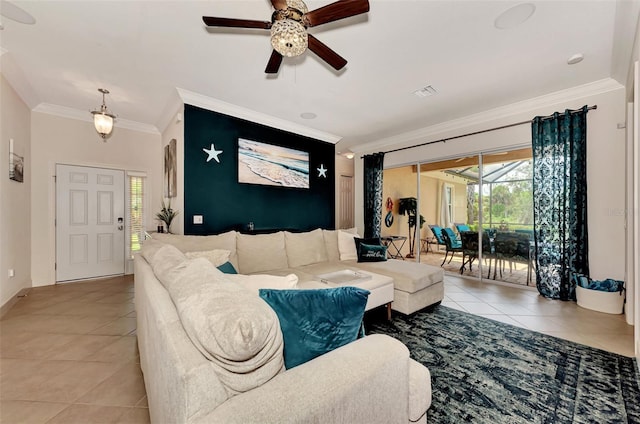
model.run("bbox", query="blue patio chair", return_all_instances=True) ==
[428,225,446,246]
[455,223,471,234]
[440,227,463,266]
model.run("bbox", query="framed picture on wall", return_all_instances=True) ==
[9,152,24,183]
[9,139,23,183]
[237,138,309,189]
[164,138,177,197]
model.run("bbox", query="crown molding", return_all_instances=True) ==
[156,88,184,134]
[32,103,160,135]
[350,78,624,153]
[177,88,342,144]
[1,51,40,109]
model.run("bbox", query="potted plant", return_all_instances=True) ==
[398,197,425,258]
[156,199,179,233]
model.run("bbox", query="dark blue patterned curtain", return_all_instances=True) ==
[532,106,589,300]
[363,153,385,238]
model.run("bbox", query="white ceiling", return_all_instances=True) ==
[0,0,638,152]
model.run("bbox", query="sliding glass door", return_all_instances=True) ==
[383,147,533,286]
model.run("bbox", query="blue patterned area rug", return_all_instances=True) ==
[368,305,640,424]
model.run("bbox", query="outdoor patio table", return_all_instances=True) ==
[381,235,407,260]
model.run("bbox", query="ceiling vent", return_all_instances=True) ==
[413,85,437,98]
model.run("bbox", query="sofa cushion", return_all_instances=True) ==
[236,232,288,274]
[140,239,168,263]
[351,259,444,294]
[357,243,388,263]
[322,229,340,262]
[409,359,432,422]
[150,231,239,269]
[225,273,298,296]
[338,230,361,261]
[284,229,328,267]
[148,246,284,395]
[259,287,370,369]
[185,249,231,267]
[145,242,187,277]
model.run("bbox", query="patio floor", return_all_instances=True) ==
[415,247,533,287]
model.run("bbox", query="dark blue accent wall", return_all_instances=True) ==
[183,104,335,235]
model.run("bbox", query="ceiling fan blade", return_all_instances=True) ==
[265,50,284,74]
[202,16,271,29]
[305,0,370,27]
[270,0,288,10]
[307,34,347,70]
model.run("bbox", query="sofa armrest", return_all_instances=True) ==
[199,334,414,424]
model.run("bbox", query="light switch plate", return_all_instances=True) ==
[193,215,203,224]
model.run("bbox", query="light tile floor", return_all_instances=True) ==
[0,272,635,423]
[443,274,635,357]
[0,275,148,424]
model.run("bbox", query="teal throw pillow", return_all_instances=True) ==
[259,287,370,369]
[357,243,387,262]
[217,261,237,274]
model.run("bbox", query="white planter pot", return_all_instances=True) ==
[575,285,624,315]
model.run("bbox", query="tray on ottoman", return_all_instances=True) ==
[316,270,372,285]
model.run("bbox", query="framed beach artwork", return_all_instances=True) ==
[237,138,309,189]
[9,139,23,183]
[164,138,177,197]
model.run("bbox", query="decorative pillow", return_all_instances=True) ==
[259,287,370,369]
[358,243,387,262]
[225,273,298,296]
[338,230,361,261]
[217,261,238,274]
[354,237,381,251]
[185,249,231,267]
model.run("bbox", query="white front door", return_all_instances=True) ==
[56,164,125,282]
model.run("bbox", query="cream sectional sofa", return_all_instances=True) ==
[135,237,433,423]
[150,228,444,315]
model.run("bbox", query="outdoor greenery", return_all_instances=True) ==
[465,162,533,231]
[130,176,144,252]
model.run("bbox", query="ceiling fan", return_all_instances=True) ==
[202,0,370,74]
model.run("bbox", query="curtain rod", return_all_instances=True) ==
[361,105,597,158]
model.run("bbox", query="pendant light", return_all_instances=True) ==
[91,88,116,140]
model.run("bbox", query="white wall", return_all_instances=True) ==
[160,107,185,234]
[335,154,354,229]
[0,74,31,309]
[30,112,162,287]
[355,82,628,286]
[626,4,640,359]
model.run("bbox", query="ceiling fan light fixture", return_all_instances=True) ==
[285,0,308,14]
[91,88,116,141]
[270,18,307,57]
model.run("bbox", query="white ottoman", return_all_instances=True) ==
[299,270,395,319]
